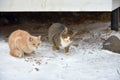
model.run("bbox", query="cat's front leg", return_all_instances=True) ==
[52,45,60,51]
[65,46,69,55]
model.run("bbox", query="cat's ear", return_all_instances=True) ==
[62,27,68,37]
[38,36,41,40]
[63,27,68,34]
[29,37,33,42]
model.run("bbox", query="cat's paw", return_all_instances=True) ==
[19,53,24,58]
[55,50,60,53]
[66,53,69,55]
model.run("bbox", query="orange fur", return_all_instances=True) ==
[8,29,41,58]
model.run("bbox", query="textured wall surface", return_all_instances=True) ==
[0,0,119,11]
[112,0,120,10]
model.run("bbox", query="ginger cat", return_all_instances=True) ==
[8,29,41,58]
[48,23,77,54]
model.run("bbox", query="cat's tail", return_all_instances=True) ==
[71,31,77,40]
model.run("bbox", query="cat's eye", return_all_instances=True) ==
[38,43,40,45]
[33,44,35,45]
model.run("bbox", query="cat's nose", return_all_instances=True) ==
[66,40,70,42]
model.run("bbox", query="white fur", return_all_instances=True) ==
[60,36,72,48]
[29,46,37,51]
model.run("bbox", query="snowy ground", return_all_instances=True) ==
[0,22,120,80]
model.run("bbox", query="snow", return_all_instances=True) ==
[0,22,120,80]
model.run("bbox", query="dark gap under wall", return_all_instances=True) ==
[0,12,120,41]
[0,12,113,26]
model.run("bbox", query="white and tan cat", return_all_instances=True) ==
[8,29,41,58]
[48,23,77,54]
